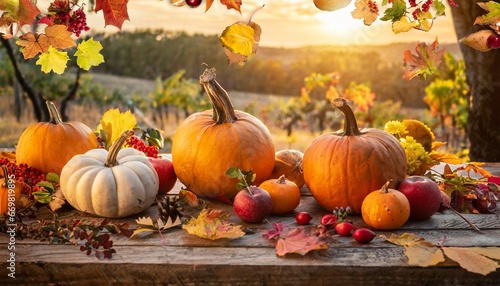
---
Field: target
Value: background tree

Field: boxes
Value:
[451,1,500,161]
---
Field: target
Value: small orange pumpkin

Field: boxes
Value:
[172,68,275,199]
[16,101,98,175]
[259,175,301,214]
[302,97,406,214]
[0,166,22,214]
[361,180,410,230]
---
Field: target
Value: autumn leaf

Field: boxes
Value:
[380,0,406,23]
[405,241,445,267]
[262,221,285,240]
[182,208,245,240]
[380,232,425,246]
[351,0,379,26]
[16,25,76,59]
[75,38,105,71]
[275,227,328,257]
[176,188,208,218]
[474,1,500,26]
[17,0,41,27]
[96,108,138,148]
[220,23,256,56]
[220,0,242,13]
[95,0,130,30]
[36,46,69,74]
[403,38,445,80]
[392,16,418,34]
[443,247,500,276]
[414,11,433,32]
[131,215,182,238]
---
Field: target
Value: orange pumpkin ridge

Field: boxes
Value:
[172,68,275,199]
[0,165,22,214]
[302,97,406,214]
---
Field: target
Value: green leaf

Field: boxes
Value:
[36,181,55,194]
[45,172,60,183]
[432,0,446,17]
[380,0,407,22]
[36,46,69,74]
[143,128,164,149]
[474,1,500,26]
[225,167,240,179]
[32,192,52,204]
[75,38,105,71]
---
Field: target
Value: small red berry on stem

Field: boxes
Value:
[295,212,313,225]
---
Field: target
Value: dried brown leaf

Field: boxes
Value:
[405,241,445,267]
[443,247,500,276]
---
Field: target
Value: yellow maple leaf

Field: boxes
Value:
[75,38,105,71]
[380,232,424,246]
[35,46,69,74]
[405,241,446,267]
[392,16,418,34]
[443,247,500,276]
[182,208,245,240]
[351,0,379,26]
[96,109,137,148]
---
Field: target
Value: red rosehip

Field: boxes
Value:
[295,212,313,225]
[320,213,338,227]
[335,221,357,236]
[353,228,376,244]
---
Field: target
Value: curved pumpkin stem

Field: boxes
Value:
[379,180,393,194]
[46,101,64,125]
[1,165,9,188]
[277,174,287,184]
[105,130,135,167]
[199,67,238,124]
[332,97,361,136]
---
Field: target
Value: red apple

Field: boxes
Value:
[233,186,273,223]
[148,156,177,194]
[398,176,442,220]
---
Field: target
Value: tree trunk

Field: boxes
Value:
[451,1,500,162]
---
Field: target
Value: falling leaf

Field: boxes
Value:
[443,247,500,276]
[17,0,41,27]
[95,0,130,30]
[17,25,76,59]
[474,1,500,26]
[220,22,256,57]
[75,38,105,71]
[96,108,137,148]
[220,0,242,13]
[379,0,406,23]
[351,0,379,26]
[275,228,328,257]
[36,46,69,74]
[262,221,285,240]
[459,29,495,52]
[405,241,446,267]
[392,16,418,34]
[414,11,433,32]
[403,38,445,80]
[182,208,245,240]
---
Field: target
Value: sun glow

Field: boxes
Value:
[314,5,366,36]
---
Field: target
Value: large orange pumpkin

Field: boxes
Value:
[16,101,98,175]
[172,68,275,199]
[302,97,406,214]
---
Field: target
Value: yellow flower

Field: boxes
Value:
[399,136,431,175]
[384,121,408,138]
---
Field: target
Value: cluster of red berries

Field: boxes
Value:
[0,158,45,187]
[125,136,159,158]
[42,6,90,37]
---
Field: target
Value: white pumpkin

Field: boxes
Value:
[60,130,159,218]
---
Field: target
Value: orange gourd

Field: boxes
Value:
[0,166,22,214]
[302,97,406,214]
[16,101,98,175]
[361,180,411,230]
[259,175,301,214]
[172,68,275,199]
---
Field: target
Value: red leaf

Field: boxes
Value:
[275,227,329,256]
[17,0,41,27]
[262,221,284,240]
[403,38,445,80]
[220,0,242,13]
[95,0,130,30]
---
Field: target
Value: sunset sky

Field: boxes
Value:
[86,0,459,48]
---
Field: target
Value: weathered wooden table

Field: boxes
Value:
[1,164,499,285]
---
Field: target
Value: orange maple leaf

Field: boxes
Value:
[17,25,76,59]
[220,0,242,13]
[95,0,130,30]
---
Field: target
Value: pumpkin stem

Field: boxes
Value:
[332,97,361,136]
[379,180,393,194]
[199,67,238,124]
[46,101,64,125]
[277,174,287,184]
[105,130,135,167]
[1,165,9,187]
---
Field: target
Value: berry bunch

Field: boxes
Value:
[40,3,90,37]
[0,158,45,188]
[125,136,159,158]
